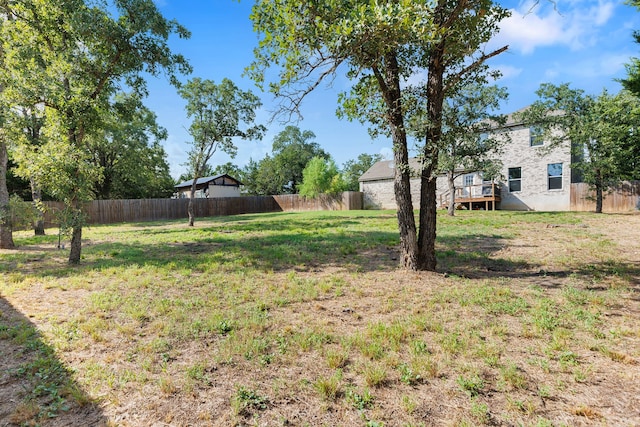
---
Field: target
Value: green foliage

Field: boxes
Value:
[5,158,32,201]
[86,93,174,199]
[1,0,192,262]
[314,370,343,401]
[436,84,508,178]
[232,386,269,415]
[620,0,640,96]
[179,77,264,183]
[342,153,382,191]
[178,77,264,225]
[2,194,38,231]
[243,126,329,195]
[212,162,246,182]
[2,321,76,422]
[398,363,422,385]
[346,387,374,410]
[248,0,511,271]
[415,83,508,215]
[299,156,345,198]
[457,374,485,397]
[12,121,101,205]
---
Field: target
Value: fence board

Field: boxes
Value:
[570,181,640,212]
[41,192,363,226]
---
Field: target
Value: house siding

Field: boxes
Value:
[499,125,571,211]
[208,185,241,198]
[361,178,422,209]
[361,176,450,210]
[359,116,574,212]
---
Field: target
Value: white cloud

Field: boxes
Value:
[379,147,393,161]
[495,1,617,54]
[498,9,564,54]
[542,52,630,82]
[594,2,615,26]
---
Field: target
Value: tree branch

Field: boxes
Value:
[441,0,469,30]
[444,45,508,94]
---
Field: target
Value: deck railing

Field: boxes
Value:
[439,183,501,209]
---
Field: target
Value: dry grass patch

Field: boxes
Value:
[1,210,639,426]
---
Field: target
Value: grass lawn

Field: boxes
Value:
[1,210,639,426]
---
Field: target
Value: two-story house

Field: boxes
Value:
[359,110,574,211]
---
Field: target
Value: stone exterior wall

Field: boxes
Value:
[498,125,571,211]
[361,179,421,209]
[361,176,451,210]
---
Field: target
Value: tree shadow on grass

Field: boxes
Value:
[436,229,640,294]
[6,212,639,297]
[82,228,403,273]
[436,232,537,278]
[0,297,106,426]
[7,222,533,279]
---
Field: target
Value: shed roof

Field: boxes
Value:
[175,173,243,189]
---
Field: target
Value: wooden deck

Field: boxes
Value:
[440,183,501,211]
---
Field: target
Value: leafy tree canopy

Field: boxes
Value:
[425,83,508,215]
[243,126,329,195]
[620,0,640,96]
[0,0,192,262]
[179,77,264,225]
[86,93,174,199]
[342,153,382,192]
[248,0,509,271]
[298,156,345,198]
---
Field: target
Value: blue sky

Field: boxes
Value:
[144,1,640,179]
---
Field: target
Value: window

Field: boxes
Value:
[463,174,474,187]
[547,163,563,190]
[508,167,521,192]
[530,126,544,146]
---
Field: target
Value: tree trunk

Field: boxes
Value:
[31,180,45,235]
[418,172,438,270]
[447,171,456,217]
[374,52,419,270]
[188,179,198,226]
[0,140,15,249]
[416,38,447,272]
[595,170,603,214]
[69,223,82,264]
[393,133,419,270]
[66,119,84,264]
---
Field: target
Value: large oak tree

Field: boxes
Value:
[0,0,191,263]
[248,0,509,271]
[179,77,264,226]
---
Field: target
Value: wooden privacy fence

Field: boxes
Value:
[42,192,363,226]
[570,181,640,212]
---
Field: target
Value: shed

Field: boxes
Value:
[174,174,243,198]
